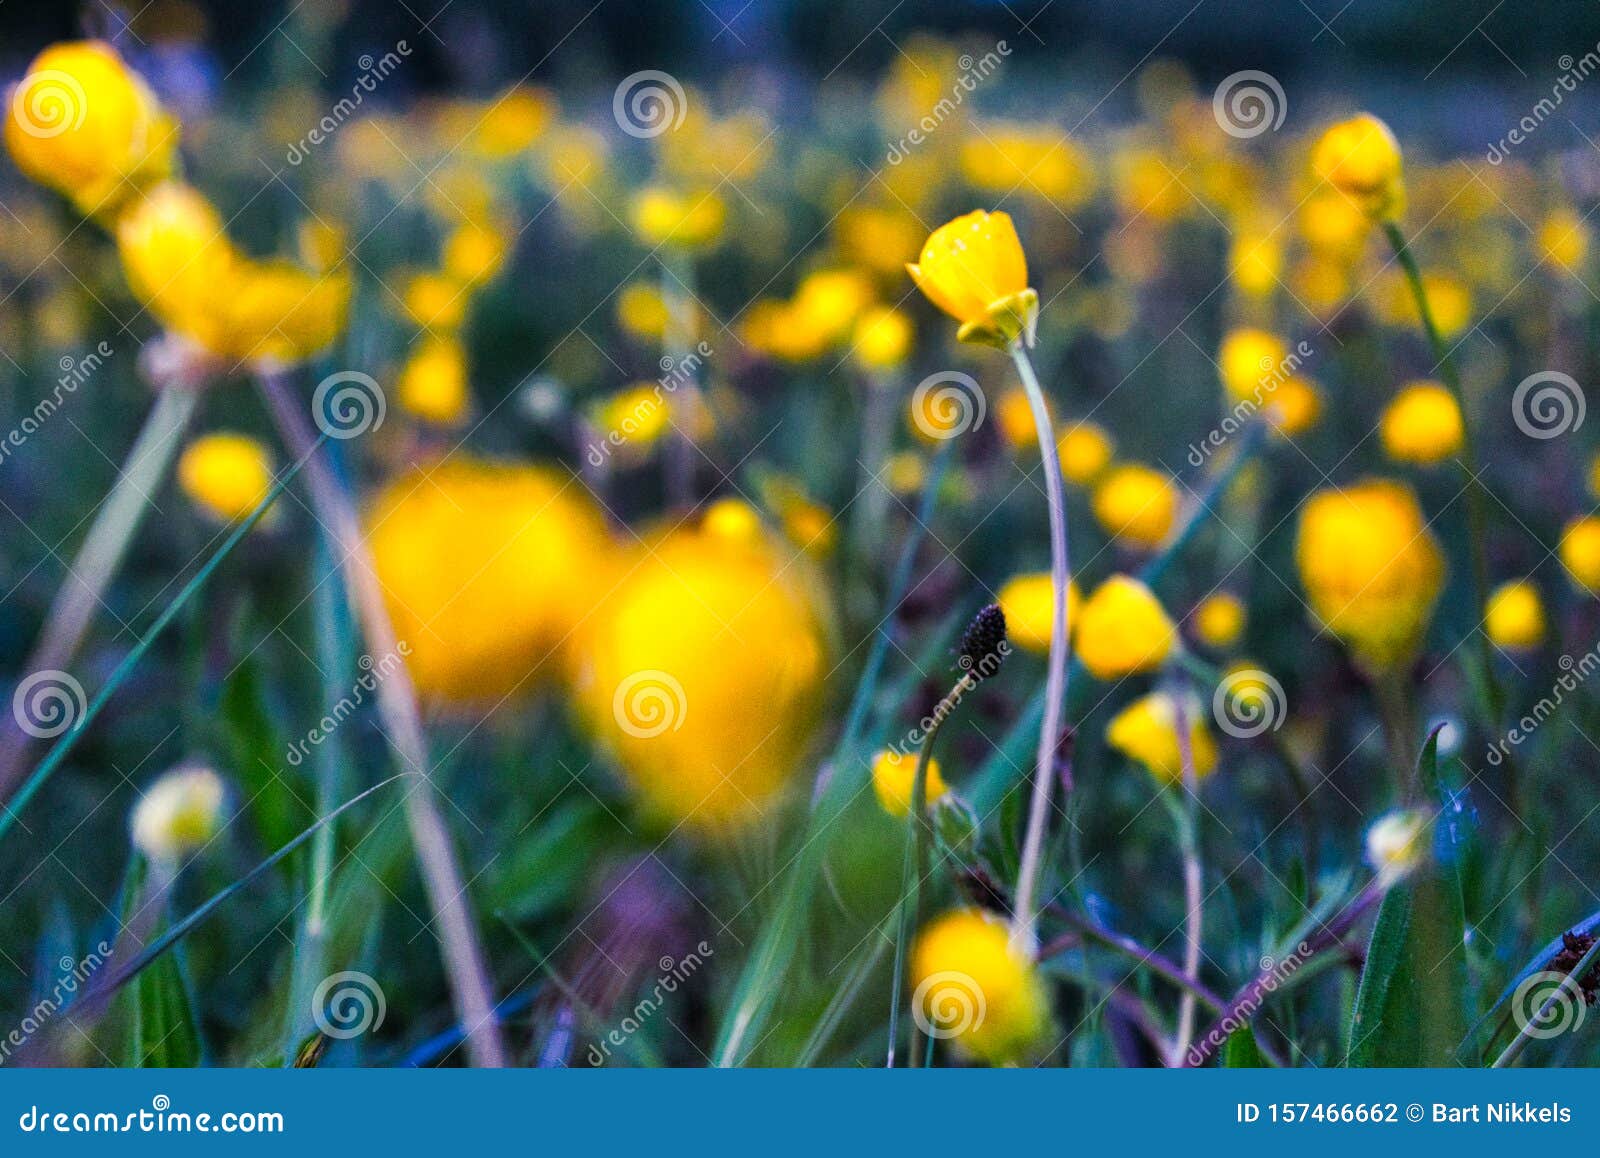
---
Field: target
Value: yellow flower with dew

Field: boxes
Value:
[5,40,178,219]
[1192,592,1246,650]
[1311,112,1405,222]
[907,209,1036,349]
[852,306,914,371]
[442,220,510,285]
[997,573,1082,655]
[1057,422,1113,485]
[1380,380,1462,466]
[910,908,1051,1065]
[398,335,470,427]
[1538,209,1590,275]
[1265,377,1322,438]
[1107,691,1218,785]
[1365,809,1428,884]
[177,433,276,524]
[401,270,469,331]
[1074,575,1176,680]
[576,506,830,832]
[871,749,948,819]
[367,457,615,705]
[1560,515,1600,593]
[131,764,225,865]
[1217,327,1289,404]
[631,186,726,249]
[1295,480,1445,671]
[1091,463,1177,549]
[1485,579,1545,651]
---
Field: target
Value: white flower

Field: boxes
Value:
[130,765,225,863]
[1365,809,1428,884]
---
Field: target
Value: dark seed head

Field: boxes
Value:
[958,603,1008,681]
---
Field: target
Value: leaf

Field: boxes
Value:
[124,943,202,1067]
[217,653,307,852]
[1223,1026,1267,1068]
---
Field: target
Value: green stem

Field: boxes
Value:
[1008,343,1072,956]
[1168,689,1204,1066]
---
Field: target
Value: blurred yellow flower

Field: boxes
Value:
[837,205,926,277]
[616,282,672,341]
[131,764,224,864]
[701,495,765,541]
[960,123,1096,210]
[852,306,913,371]
[398,335,470,426]
[1485,579,1545,650]
[1217,327,1289,404]
[1091,464,1177,549]
[1266,377,1323,437]
[1311,112,1405,222]
[631,187,726,249]
[1378,271,1471,338]
[1107,691,1217,785]
[995,387,1039,454]
[1366,809,1428,884]
[593,381,673,455]
[1380,381,1462,465]
[871,749,948,818]
[907,210,1035,348]
[791,268,874,347]
[911,908,1051,1065]
[1057,422,1114,485]
[1538,209,1590,275]
[466,86,554,158]
[1192,592,1245,649]
[1295,480,1444,670]
[178,433,275,524]
[401,271,469,331]
[576,508,830,832]
[368,458,614,704]
[1074,575,1176,680]
[997,572,1082,655]
[5,40,178,219]
[1229,230,1284,297]
[883,450,927,495]
[1299,192,1370,257]
[442,220,510,285]
[1559,515,1600,592]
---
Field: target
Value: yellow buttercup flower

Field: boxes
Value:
[1311,112,1405,222]
[959,123,1096,209]
[631,187,726,249]
[442,220,510,285]
[1295,480,1445,671]
[1380,381,1462,466]
[1091,464,1177,549]
[5,40,178,219]
[871,749,948,818]
[1538,209,1590,275]
[907,210,1036,349]
[1265,377,1322,437]
[1057,422,1114,485]
[131,764,225,864]
[995,387,1040,454]
[1378,270,1471,338]
[1485,579,1545,650]
[1107,691,1218,785]
[367,457,615,704]
[616,282,673,341]
[1229,230,1284,297]
[997,573,1082,654]
[592,381,672,455]
[701,496,765,542]
[852,306,914,371]
[790,268,875,347]
[1192,592,1245,649]
[398,335,470,426]
[576,507,830,832]
[1074,575,1176,680]
[401,271,469,330]
[1217,327,1289,404]
[221,260,351,365]
[1560,515,1600,592]
[1299,191,1370,257]
[911,908,1051,1065]
[466,86,554,159]
[177,433,276,524]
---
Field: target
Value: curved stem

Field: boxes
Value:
[1492,934,1600,1067]
[1007,344,1072,955]
[0,383,200,805]
[1168,690,1204,1066]
[256,371,507,1068]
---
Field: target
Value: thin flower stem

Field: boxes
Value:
[1008,343,1072,955]
[1168,689,1204,1067]
[0,383,200,805]
[256,370,507,1069]
[1382,222,1505,736]
[1492,934,1600,1068]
